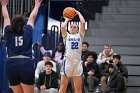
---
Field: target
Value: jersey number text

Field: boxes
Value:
[71,42,78,49]
[15,36,23,47]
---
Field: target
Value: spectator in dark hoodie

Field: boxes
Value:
[35,62,58,93]
[104,63,125,93]
[83,51,99,92]
[112,54,128,88]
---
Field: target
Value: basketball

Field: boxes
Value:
[63,7,76,19]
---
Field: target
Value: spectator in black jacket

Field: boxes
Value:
[112,54,128,88]
[83,51,99,92]
[104,63,125,93]
[35,62,58,93]
[82,41,90,62]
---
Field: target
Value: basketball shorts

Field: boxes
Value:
[6,58,35,86]
[60,58,83,77]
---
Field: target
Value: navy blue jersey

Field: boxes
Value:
[4,25,33,57]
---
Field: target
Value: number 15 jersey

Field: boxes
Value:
[64,32,84,61]
[4,25,33,58]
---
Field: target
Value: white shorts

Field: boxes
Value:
[60,58,83,77]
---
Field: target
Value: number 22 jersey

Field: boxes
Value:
[64,32,84,61]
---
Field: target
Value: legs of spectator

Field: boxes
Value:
[94,77,99,87]
[87,76,94,92]
[11,84,24,93]
[34,88,58,93]
[34,87,40,93]
[56,64,62,89]
[100,76,107,92]
[73,76,82,93]
[59,75,69,93]
[40,90,49,93]
[87,76,99,92]
[49,88,58,93]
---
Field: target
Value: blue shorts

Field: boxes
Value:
[6,58,35,86]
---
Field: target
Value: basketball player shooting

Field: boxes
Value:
[59,8,86,93]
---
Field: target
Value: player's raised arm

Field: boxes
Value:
[27,0,42,29]
[73,8,85,34]
[1,0,10,28]
[61,17,70,38]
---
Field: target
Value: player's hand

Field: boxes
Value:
[1,0,8,6]
[105,57,111,61]
[40,85,46,90]
[35,0,42,7]
[88,71,94,76]
[63,15,71,21]
[84,61,89,66]
[73,8,80,15]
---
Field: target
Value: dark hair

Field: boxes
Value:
[82,41,89,47]
[51,42,65,60]
[87,51,97,61]
[45,61,53,67]
[113,54,121,60]
[11,15,24,35]
[109,64,114,68]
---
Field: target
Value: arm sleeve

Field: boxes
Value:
[40,47,52,55]
[36,73,44,90]
[120,64,128,78]
[97,53,106,64]
[83,62,89,76]
[4,25,11,40]
[25,24,33,31]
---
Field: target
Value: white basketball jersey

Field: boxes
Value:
[64,32,84,61]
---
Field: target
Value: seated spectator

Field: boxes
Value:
[97,43,116,64]
[111,54,128,88]
[35,62,58,93]
[35,51,56,79]
[83,51,99,92]
[104,63,125,93]
[82,41,90,62]
[97,43,116,91]
[51,42,65,74]
[99,60,110,92]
